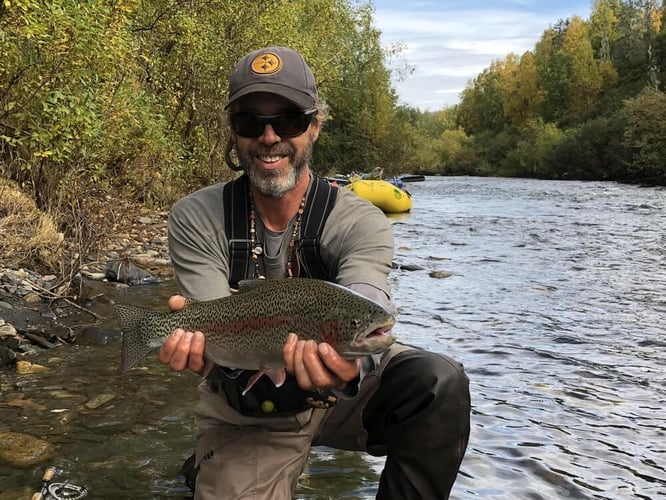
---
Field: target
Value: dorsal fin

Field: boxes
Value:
[237,279,270,293]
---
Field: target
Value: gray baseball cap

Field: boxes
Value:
[225,46,318,110]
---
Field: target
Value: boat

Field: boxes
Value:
[399,174,426,183]
[325,176,350,186]
[345,179,412,213]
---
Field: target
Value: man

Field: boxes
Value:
[159,46,470,499]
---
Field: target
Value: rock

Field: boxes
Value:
[0,300,14,310]
[23,292,42,304]
[0,345,16,366]
[105,258,161,286]
[392,262,425,271]
[0,431,55,467]
[83,393,116,410]
[429,270,453,279]
[15,360,49,373]
[82,271,107,281]
[0,323,17,337]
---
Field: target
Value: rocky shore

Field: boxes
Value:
[0,209,175,470]
[0,209,172,368]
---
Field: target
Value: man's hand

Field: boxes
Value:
[283,333,361,391]
[158,295,212,375]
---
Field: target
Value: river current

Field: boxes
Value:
[1,176,664,499]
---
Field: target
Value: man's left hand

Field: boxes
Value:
[283,333,361,391]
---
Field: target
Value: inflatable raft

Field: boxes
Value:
[346,179,412,213]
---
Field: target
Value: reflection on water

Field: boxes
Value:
[2,177,666,499]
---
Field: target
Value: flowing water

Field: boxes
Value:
[1,176,665,499]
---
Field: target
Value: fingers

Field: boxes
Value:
[168,295,188,312]
[283,334,360,391]
[318,343,361,383]
[158,329,207,373]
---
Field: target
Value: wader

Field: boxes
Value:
[184,175,471,499]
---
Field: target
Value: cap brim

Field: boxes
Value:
[225,83,315,110]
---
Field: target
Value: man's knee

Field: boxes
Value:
[383,348,470,405]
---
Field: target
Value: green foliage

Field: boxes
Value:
[0,0,181,207]
[504,119,565,178]
[448,1,665,184]
[1,0,664,238]
[622,87,666,182]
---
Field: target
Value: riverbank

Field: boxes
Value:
[0,205,172,368]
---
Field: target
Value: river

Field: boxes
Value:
[1,176,665,499]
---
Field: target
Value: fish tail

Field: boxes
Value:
[116,304,165,372]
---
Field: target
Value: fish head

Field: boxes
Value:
[322,298,396,359]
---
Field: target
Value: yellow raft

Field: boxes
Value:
[346,179,412,213]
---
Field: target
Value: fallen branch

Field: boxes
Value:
[20,331,59,349]
[22,278,104,320]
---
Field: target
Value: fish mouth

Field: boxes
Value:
[349,322,396,355]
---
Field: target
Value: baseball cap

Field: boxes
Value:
[225,46,318,110]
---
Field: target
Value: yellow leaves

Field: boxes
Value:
[33,150,53,158]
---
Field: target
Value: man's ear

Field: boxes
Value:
[310,120,321,142]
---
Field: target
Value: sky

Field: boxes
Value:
[373,0,593,111]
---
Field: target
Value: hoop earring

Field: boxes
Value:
[225,138,242,171]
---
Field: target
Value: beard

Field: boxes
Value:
[238,138,314,198]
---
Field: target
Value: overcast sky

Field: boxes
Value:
[373,0,593,111]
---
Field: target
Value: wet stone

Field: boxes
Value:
[0,345,16,366]
[84,393,116,410]
[0,431,55,467]
[0,323,17,336]
[429,270,453,279]
[15,360,49,373]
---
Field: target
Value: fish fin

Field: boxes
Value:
[240,368,287,396]
[116,304,163,372]
[266,368,286,388]
[241,370,265,396]
[237,279,270,293]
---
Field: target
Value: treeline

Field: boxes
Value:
[0,0,409,211]
[406,0,666,185]
[2,0,664,224]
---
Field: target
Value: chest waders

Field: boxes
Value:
[206,174,340,417]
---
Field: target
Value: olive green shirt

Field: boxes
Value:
[168,174,394,307]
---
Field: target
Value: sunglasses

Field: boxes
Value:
[230,109,317,138]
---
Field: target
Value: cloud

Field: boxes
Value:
[375,2,591,110]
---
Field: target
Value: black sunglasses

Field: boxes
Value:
[230,109,317,138]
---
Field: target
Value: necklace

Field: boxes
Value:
[249,190,306,279]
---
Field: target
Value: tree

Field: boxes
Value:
[622,87,666,182]
[499,51,543,127]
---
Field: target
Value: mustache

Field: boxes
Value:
[248,144,294,157]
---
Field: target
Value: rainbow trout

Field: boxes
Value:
[117,278,396,392]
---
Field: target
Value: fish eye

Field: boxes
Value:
[351,319,361,328]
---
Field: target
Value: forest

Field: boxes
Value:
[1,0,665,222]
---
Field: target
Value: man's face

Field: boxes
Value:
[231,93,320,198]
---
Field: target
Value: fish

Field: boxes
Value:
[116,278,396,393]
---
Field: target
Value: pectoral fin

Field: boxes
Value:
[241,368,287,396]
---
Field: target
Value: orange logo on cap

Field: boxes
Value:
[251,52,282,75]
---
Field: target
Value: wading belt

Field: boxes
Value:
[216,173,339,417]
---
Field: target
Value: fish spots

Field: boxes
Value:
[320,320,340,347]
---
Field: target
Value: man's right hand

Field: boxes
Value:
[158,295,211,374]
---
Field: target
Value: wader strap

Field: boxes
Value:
[297,175,338,280]
[223,174,338,286]
[223,175,251,289]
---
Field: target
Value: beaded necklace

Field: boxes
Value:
[248,190,306,279]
